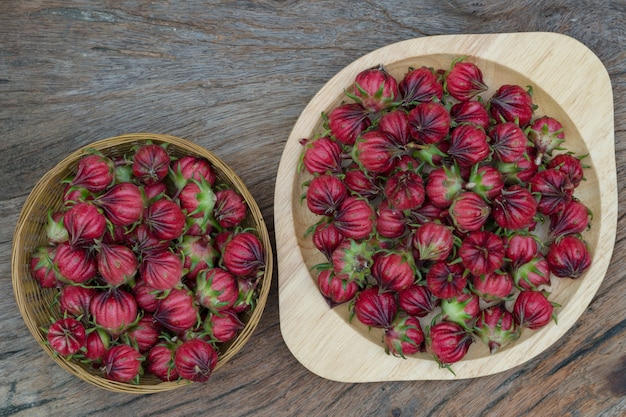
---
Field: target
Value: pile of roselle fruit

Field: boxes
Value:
[299,58,592,370]
[29,142,266,384]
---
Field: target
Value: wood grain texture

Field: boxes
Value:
[1,1,625,416]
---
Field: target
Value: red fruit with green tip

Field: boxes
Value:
[371,251,415,292]
[546,235,591,279]
[530,168,574,215]
[331,238,375,286]
[30,246,58,288]
[513,290,555,330]
[127,314,161,353]
[425,260,467,299]
[398,284,440,317]
[312,221,345,260]
[153,287,199,334]
[492,185,538,230]
[488,122,528,163]
[214,189,247,228]
[474,305,520,354]
[94,182,144,226]
[547,153,584,187]
[351,286,397,328]
[376,201,408,239]
[505,233,540,269]
[140,250,183,290]
[101,344,142,383]
[333,196,375,240]
[179,234,219,280]
[489,84,534,127]
[445,61,488,101]
[427,321,473,366]
[127,223,170,256]
[384,314,425,357]
[441,293,481,329]
[90,288,138,338]
[205,309,245,343]
[169,155,215,192]
[317,269,359,307]
[378,109,412,146]
[450,100,490,130]
[146,343,179,382]
[512,255,551,290]
[305,174,348,216]
[412,222,454,262]
[354,130,399,174]
[407,101,451,144]
[174,338,218,382]
[471,271,514,301]
[447,124,490,168]
[459,231,505,277]
[131,277,161,313]
[302,136,343,175]
[63,202,107,247]
[69,154,115,193]
[528,116,565,164]
[143,198,186,241]
[425,165,464,208]
[45,211,68,244]
[196,268,239,312]
[47,317,86,357]
[222,231,265,277]
[58,284,97,318]
[84,328,110,364]
[465,164,504,202]
[352,64,399,113]
[384,170,425,211]
[178,178,217,227]
[327,103,371,146]
[399,66,443,105]
[132,143,170,185]
[449,191,491,233]
[97,242,138,287]
[549,200,590,239]
[344,163,381,200]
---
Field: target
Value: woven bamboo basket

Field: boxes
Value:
[11,133,273,394]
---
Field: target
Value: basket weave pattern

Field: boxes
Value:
[12,133,273,394]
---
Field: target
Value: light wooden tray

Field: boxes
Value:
[274,33,617,381]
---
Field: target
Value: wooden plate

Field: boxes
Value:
[274,33,617,381]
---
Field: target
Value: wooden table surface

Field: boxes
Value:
[1,1,624,416]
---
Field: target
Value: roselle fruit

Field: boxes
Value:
[459,231,505,276]
[84,328,110,364]
[333,196,375,240]
[474,305,520,354]
[427,321,473,367]
[449,191,491,233]
[344,164,381,200]
[169,155,215,193]
[53,242,97,285]
[47,317,86,357]
[465,164,504,202]
[90,288,139,337]
[412,222,454,262]
[488,84,534,127]
[143,198,186,241]
[317,269,359,307]
[471,271,514,301]
[492,185,538,230]
[97,242,138,287]
[351,64,399,113]
[131,277,161,313]
[196,267,239,312]
[45,210,68,244]
[312,221,345,260]
[546,235,591,279]
[529,168,574,215]
[174,338,218,383]
[132,143,170,185]
[331,238,375,286]
[547,153,584,187]
[127,314,161,353]
[353,130,399,174]
[384,170,425,211]
[375,201,408,239]
[505,233,540,270]
[445,61,487,101]
[58,284,97,318]
[305,174,348,216]
[68,153,115,193]
[425,260,467,299]
[425,165,464,208]
[512,255,551,291]
[101,344,142,383]
[441,293,481,329]
[94,182,144,226]
[407,101,451,144]
[450,100,490,130]
[384,314,425,357]
[327,103,371,146]
[548,199,590,239]
[63,202,107,247]
[153,287,199,334]
[513,290,556,330]
[446,124,490,168]
[222,231,265,277]
[146,343,179,382]
[371,251,415,292]
[30,246,58,288]
[399,66,443,105]
[302,135,343,175]
[351,286,397,329]
[488,122,528,163]
[398,284,439,317]
[140,250,183,290]
[205,309,245,343]
[378,109,411,146]
[527,116,564,164]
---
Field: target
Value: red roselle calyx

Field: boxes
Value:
[317,269,359,307]
[351,286,397,328]
[546,235,591,279]
[302,136,343,175]
[132,143,171,185]
[384,314,425,358]
[398,284,440,317]
[305,174,348,216]
[63,202,107,247]
[488,84,534,127]
[371,251,415,292]
[412,222,454,262]
[222,231,266,277]
[68,154,115,193]
[90,288,138,338]
[174,338,218,383]
[93,182,144,226]
[459,231,505,277]
[445,61,488,101]
[449,191,491,233]
[427,321,473,367]
[101,344,142,383]
[47,317,86,357]
[399,66,443,105]
[513,290,556,330]
[475,305,520,354]
[351,65,399,113]
[327,103,371,146]
[407,101,451,144]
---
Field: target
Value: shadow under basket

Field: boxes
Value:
[11,133,273,394]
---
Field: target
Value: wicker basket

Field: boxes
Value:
[11,133,273,394]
